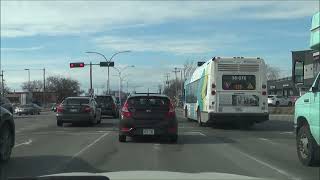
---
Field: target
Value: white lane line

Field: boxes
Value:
[153,144,161,150]
[258,138,277,145]
[183,132,206,136]
[237,150,299,180]
[279,131,294,135]
[14,139,32,148]
[72,132,109,159]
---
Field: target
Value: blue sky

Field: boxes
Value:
[1,1,319,93]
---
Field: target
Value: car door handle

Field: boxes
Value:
[304,99,309,102]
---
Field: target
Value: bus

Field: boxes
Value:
[184,57,269,127]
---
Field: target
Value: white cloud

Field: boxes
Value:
[1,1,318,37]
[93,33,246,54]
[1,46,44,52]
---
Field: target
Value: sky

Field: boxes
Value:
[1,1,319,93]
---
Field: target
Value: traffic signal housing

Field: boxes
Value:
[70,62,85,68]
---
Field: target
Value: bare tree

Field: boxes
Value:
[21,80,43,92]
[266,64,281,80]
[183,60,197,80]
[46,76,83,102]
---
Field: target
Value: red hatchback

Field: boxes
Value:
[119,93,178,143]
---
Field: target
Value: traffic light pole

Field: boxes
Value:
[90,62,93,91]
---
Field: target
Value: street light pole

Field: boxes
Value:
[113,65,134,109]
[86,50,131,94]
[24,69,31,91]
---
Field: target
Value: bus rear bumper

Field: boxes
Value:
[208,112,269,124]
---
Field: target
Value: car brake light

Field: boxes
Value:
[121,127,131,132]
[121,101,132,118]
[166,101,175,118]
[57,105,64,113]
[83,106,91,113]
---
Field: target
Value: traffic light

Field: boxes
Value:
[70,62,85,68]
[100,61,114,67]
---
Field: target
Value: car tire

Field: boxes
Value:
[197,109,204,127]
[297,124,320,166]
[0,123,14,161]
[57,121,63,127]
[169,135,178,143]
[288,102,293,107]
[18,113,21,116]
[119,135,126,142]
[275,101,280,107]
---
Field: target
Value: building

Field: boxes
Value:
[7,91,57,105]
[267,77,299,97]
[291,11,320,93]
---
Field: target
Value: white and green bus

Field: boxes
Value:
[184,57,269,127]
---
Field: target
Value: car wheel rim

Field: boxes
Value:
[0,125,12,159]
[298,132,309,159]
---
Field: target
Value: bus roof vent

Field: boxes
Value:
[239,64,260,72]
[218,64,239,71]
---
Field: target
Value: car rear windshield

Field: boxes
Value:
[64,98,89,105]
[222,75,256,90]
[128,96,170,107]
[95,96,113,104]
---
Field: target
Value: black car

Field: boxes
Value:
[56,97,102,127]
[0,97,13,114]
[95,95,119,118]
[119,93,178,143]
[0,107,15,161]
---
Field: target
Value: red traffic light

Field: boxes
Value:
[70,62,85,68]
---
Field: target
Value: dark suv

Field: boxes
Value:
[95,95,119,118]
[119,93,178,143]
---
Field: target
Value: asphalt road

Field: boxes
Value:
[0,111,319,180]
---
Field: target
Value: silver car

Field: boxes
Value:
[56,97,101,127]
[268,95,293,107]
[15,104,41,115]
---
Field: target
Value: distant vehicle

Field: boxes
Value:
[15,104,41,115]
[268,95,293,107]
[119,93,178,143]
[0,97,13,114]
[51,103,58,112]
[95,95,119,118]
[184,57,269,127]
[293,62,320,166]
[56,97,101,127]
[0,107,15,161]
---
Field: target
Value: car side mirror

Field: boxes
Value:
[312,86,318,93]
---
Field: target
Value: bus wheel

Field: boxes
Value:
[197,110,204,127]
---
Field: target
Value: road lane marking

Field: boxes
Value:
[237,150,299,180]
[72,132,109,159]
[14,139,32,148]
[279,131,294,135]
[182,132,206,136]
[258,138,277,145]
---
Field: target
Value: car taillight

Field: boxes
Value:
[57,105,64,113]
[121,101,132,118]
[166,101,175,118]
[83,106,91,113]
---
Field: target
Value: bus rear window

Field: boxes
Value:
[222,75,256,90]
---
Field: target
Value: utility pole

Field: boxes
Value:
[90,62,93,93]
[172,67,180,97]
[180,70,183,98]
[1,70,4,97]
[43,68,46,106]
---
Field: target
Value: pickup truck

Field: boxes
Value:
[293,63,320,166]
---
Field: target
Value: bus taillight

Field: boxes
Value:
[262,84,267,89]
[211,90,216,95]
[262,91,267,96]
[212,83,216,89]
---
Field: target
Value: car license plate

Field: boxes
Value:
[143,129,154,135]
[70,109,78,112]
